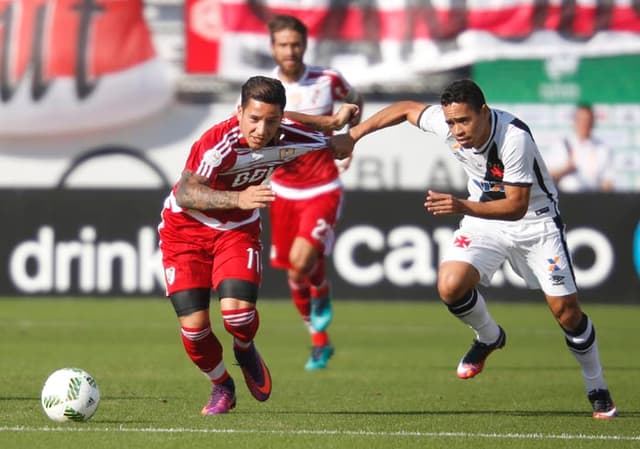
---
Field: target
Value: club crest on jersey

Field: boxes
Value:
[203,148,224,168]
[454,235,471,249]
[165,267,176,285]
[279,147,297,160]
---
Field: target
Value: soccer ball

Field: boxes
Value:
[41,368,100,422]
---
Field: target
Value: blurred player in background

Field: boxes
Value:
[330,79,617,419]
[546,103,614,192]
[158,76,356,415]
[267,14,364,371]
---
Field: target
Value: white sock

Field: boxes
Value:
[447,289,501,344]
[564,314,608,392]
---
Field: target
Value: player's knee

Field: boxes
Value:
[222,308,260,342]
[437,272,469,303]
[289,252,316,277]
[549,294,582,330]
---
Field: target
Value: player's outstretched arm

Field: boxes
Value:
[329,101,429,160]
[285,103,360,133]
[348,101,429,142]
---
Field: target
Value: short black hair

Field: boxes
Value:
[268,14,308,44]
[240,76,286,111]
[440,79,487,112]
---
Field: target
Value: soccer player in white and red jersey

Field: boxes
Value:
[330,79,617,419]
[267,14,364,370]
[158,76,356,415]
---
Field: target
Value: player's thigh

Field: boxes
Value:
[518,223,577,296]
[159,236,214,295]
[211,221,263,289]
[297,190,342,256]
[289,236,320,274]
[441,226,508,288]
[269,196,299,269]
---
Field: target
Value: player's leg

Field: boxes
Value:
[438,261,505,379]
[213,223,271,401]
[544,293,616,418]
[438,225,508,379]
[170,289,236,415]
[288,238,334,370]
[270,196,317,346]
[159,227,235,415]
[529,218,616,418]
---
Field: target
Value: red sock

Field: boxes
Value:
[308,260,327,289]
[180,326,229,383]
[222,307,259,347]
[288,279,310,321]
[312,331,330,346]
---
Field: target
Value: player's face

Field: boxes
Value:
[443,102,491,149]
[271,29,306,80]
[237,99,283,149]
[574,107,594,140]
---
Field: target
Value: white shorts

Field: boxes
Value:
[442,215,577,297]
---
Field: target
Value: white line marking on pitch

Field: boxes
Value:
[1,426,639,441]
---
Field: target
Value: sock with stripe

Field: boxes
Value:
[563,313,608,392]
[181,325,230,384]
[222,307,259,350]
[446,288,501,344]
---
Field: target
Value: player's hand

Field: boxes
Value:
[424,190,464,216]
[237,184,275,209]
[333,103,360,130]
[335,156,353,173]
[329,133,356,160]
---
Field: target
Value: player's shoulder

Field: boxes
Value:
[306,65,344,80]
[196,115,241,152]
[279,118,327,143]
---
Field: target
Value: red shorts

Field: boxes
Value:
[269,188,343,270]
[159,215,263,296]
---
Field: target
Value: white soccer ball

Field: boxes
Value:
[41,368,100,422]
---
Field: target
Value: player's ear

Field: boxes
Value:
[236,104,243,120]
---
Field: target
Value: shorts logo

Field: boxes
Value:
[454,235,471,249]
[547,256,561,272]
[550,274,565,286]
[165,267,176,285]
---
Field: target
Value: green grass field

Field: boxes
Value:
[0,298,638,449]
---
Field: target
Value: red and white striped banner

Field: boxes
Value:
[0,0,174,136]
[186,0,640,85]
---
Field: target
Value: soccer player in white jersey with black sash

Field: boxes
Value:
[330,79,617,419]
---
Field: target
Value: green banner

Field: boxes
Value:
[474,55,640,104]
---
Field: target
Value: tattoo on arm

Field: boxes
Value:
[175,170,240,211]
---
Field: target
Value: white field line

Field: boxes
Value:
[1,426,639,441]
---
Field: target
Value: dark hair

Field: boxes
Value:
[241,76,286,111]
[576,102,593,113]
[440,79,487,112]
[268,14,308,44]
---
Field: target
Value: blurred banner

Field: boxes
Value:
[0,0,174,136]
[1,189,638,303]
[185,0,640,86]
